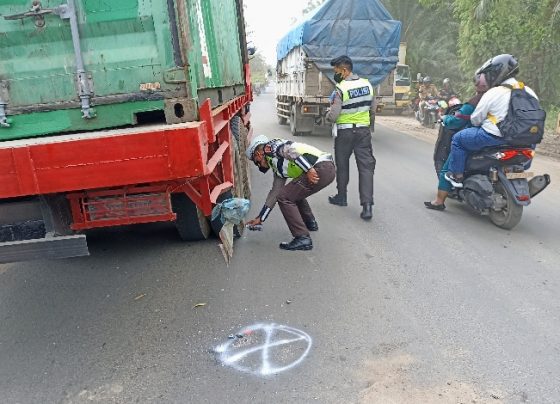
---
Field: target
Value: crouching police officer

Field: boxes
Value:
[245,135,335,251]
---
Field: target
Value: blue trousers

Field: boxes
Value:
[438,157,452,192]
[448,127,505,175]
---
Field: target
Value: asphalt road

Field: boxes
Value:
[1,90,559,404]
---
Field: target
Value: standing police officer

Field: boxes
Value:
[326,55,376,220]
[245,135,335,251]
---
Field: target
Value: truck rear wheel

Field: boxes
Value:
[171,194,211,241]
[290,104,311,136]
[290,104,299,136]
[277,115,288,125]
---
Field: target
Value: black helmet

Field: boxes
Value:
[476,54,519,87]
[422,76,432,84]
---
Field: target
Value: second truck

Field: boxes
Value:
[275,0,402,135]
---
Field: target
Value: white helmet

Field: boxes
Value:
[245,135,269,160]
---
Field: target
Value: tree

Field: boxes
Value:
[249,53,270,85]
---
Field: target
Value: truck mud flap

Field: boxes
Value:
[0,235,89,264]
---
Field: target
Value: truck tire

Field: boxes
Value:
[171,194,211,241]
[278,115,288,125]
[230,116,251,201]
[290,104,302,136]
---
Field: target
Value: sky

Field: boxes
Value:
[243,0,306,66]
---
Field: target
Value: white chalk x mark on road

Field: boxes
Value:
[215,323,312,376]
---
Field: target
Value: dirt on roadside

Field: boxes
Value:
[377,114,560,161]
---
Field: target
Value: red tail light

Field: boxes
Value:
[496,149,534,160]
[516,195,530,201]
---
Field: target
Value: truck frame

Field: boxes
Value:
[0,0,253,263]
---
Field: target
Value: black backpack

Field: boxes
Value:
[498,83,546,146]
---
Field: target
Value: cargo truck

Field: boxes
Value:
[275,0,401,135]
[0,0,253,263]
[377,43,411,115]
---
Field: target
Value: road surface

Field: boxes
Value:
[1,90,559,403]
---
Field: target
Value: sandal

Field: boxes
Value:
[424,201,446,211]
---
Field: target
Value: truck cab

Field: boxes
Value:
[377,63,411,115]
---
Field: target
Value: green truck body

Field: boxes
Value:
[0,0,248,140]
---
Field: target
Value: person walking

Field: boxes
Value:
[326,55,376,220]
[245,135,335,251]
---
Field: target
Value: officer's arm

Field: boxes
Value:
[326,90,343,123]
[258,176,287,222]
[370,96,376,131]
[279,143,315,173]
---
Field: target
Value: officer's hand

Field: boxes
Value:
[306,168,319,184]
[246,217,262,226]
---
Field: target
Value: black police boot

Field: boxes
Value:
[279,236,313,251]
[304,219,318,231]
[328,194,347,206]
[360,204,373,221]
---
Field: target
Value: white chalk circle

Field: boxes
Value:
[215,323,312,376]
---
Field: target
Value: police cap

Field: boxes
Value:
[330,55,353,71]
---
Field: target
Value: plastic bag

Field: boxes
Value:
[211,198,251,226]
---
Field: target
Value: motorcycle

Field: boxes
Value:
[416,96,440,128]
[434,135,550,229]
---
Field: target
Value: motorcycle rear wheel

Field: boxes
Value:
[489,181,523,230]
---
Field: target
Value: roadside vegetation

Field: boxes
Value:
[304,0,560,131]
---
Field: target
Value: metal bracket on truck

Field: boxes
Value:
[4,0,95,119]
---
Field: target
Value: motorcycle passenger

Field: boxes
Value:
[444,54,539,188]
[424,73,489,210]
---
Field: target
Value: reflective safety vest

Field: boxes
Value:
[336,78,374,125]
[265,142,328,179]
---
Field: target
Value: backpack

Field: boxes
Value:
[498,83,546,146]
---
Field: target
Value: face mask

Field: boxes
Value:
[334,73,344,83]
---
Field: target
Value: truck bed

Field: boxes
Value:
[0,122,209,199]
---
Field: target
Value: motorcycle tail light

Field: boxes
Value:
[495,149,534,160]
[516,195,530,201]
[495,150,518,160]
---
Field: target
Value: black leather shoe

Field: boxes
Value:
[360,204,373,220]
[328,194,347,206]
[305,219,318,231]
[279,236,313,251]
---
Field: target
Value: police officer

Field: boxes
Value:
[245,135,335,251]
[326,55,376,220]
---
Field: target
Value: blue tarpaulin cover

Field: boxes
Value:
[276,0,401,85]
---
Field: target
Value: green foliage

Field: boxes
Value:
[384,0,559,108]
[383,0,461,91]
[249,53,270,84]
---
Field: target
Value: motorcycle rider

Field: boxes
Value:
[439,78,456,101]
[418,76,439,120]
[445,54,539,188]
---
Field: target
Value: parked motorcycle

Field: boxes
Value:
[445,145,550,229]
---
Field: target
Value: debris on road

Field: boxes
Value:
[193,303,207,309]
[134,294,146,301]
